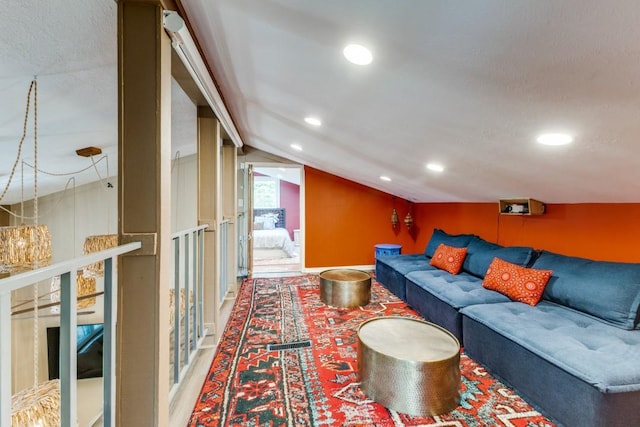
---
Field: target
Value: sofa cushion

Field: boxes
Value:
[482,257,552,306]
[430,243,467,274]
[375,254,435,302]
[461,301,640,393]
[462,236,534,278]
[533,251,640,330]
[376,254,435,275]
[424,228,476,258]
[405,269,511,309]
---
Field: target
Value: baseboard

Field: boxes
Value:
[302,264,375,274]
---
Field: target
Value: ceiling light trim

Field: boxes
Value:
[426,163,445,172]
[343,44,373,65]
[304,117,322,126]
[536,133,573,146]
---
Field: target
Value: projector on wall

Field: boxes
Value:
[505,204,525,213]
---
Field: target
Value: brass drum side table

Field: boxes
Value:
[357,316,460,416]
[319,269,371,308]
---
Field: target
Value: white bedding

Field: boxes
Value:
[253,228,297,257]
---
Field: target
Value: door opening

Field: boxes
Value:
[250,165,302,275]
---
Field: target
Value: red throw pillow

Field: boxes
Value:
[430,243,468,275]
[483,257,552,306]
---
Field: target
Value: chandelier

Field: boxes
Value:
[3,79,58,427]
[0,225,52,274]
[11,379,61,426]
[83,234,118,277]
[49,272,97,311]
[0,79,52,274]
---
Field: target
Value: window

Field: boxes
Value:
[253,176,279,209]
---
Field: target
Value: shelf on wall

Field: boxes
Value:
[499,198,545,215]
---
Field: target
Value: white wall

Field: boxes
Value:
[171,153,198,233]
[10,177,117,263]
[9,177,117,392]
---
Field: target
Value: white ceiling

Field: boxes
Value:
[1,1,119,205]
[3,1,640,206]
[0,0,197,205]
[255,166,301,186]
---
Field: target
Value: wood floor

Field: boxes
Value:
[168,297,234,426]
[167,247,302,423]
[168,273,304,425]
[166,274,316,426]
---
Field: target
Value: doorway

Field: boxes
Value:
[250,165,302,275]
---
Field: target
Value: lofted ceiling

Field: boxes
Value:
[181,0,640,203]
[3,1,640,206]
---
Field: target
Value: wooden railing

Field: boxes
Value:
[169,224,208,400]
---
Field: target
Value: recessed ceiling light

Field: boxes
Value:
[426,163,444,172]
[537,133,573,146]
[380,175,391,182]
[304,117,322,126]
[343,44,373,65]
[290,144,302,151]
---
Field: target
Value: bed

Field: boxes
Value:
[253,208,297,258]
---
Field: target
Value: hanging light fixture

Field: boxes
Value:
[391,208,399,228]
[403,199,415,230]
[0,225,52,273]
[5,79,59,427]
[49,272,97,311]
[404,212,414,230]
[83,234,118,277]
[0,79,52,274]
[47,153,111,311]
[80,145,117,278]
[11,379,61,426]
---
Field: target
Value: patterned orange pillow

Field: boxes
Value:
[482,257,553,306]
[429,243,468,275]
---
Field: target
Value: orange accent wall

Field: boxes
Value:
[305,167,417,267]
[305,166,640,265]
[413,202,640,262]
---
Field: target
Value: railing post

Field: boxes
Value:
[191,230,198,350]
[183,233,190,365]
[0,292,11,427]
[103,257,116,427]
[60,271,78,427]
[221,223,226,305]
[198,228,205,338]
[173,237,180,385]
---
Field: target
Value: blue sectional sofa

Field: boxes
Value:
[375,229,640,427]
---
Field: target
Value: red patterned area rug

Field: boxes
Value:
[188,275,556,427]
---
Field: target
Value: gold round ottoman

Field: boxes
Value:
[319,269,371,308]
[357,316,460,416]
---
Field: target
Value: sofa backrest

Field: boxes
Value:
[424,229,476,258]
[533,250,640,330]
[462,237,534,278]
